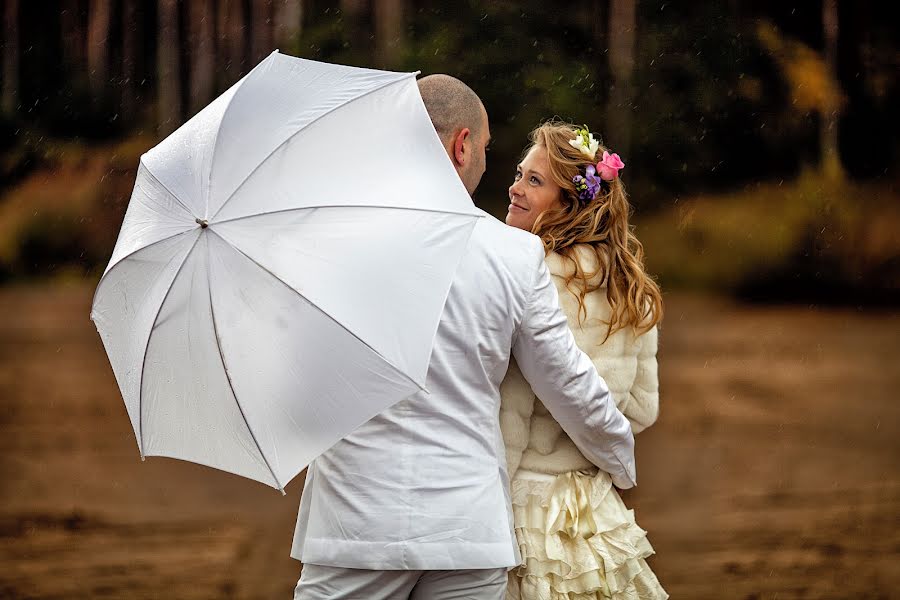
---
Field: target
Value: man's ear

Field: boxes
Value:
[453,128,471,167]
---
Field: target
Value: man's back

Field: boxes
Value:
[291,212,538,570]
[292,210,636,571]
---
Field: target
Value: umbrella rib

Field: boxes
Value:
[91,227,198,311]
[210,204,484,226]
[208,229,426,393]
[207,74,414,222]
[206,252,285,495]
[136,231,204,458]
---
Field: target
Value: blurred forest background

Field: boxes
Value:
[1,2,899,599]
[0,0,897,301]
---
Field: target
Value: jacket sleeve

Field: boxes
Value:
[511,244,636,489]
[498,359,535,478]
[624,325,660,434]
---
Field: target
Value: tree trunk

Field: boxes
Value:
[157,0,181,135]
[821,0,842,178]
[217,0,229,68]
[591,0,606,53]
[606,0,637,158]
[120,0,139,121]
[374,0,403,69]
[61,0,86,79]
[341,0,368,56]
[274,0,303,52]
[250,0,274,64]
[190,0,216,114]
[219,0,247,85]
[87,0,112,100]
[2,0,19,115]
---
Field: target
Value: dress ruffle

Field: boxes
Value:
[507,470,667,600]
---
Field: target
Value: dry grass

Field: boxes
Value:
[635,170,900,297]
[0,136,153,281]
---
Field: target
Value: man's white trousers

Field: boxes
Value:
[293,564,507,600]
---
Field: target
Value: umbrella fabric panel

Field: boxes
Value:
[213,73,472,224]
[214,207,478,386]
[207,52,412,221]
[141,234,277,488]
[139,78,243,222]
[205,231,422,486]
[91,230,202,445]
[102,164,199,278]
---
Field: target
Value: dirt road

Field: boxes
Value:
[1,285,897,599]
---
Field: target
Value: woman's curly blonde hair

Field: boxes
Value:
[526,120,663,338]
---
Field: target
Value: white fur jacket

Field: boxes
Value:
[499,244,660,477]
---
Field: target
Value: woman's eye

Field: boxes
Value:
[530,176,540,185]
[515,171,522,180]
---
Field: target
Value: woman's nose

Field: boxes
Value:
[509,181,521,196]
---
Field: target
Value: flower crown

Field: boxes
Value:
[568,126,625,202]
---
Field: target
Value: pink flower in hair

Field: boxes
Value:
[597,151,625,181]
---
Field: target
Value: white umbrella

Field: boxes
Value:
[91,52,482,493]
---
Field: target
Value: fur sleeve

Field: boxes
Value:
[625,325,660,434]
[499,358,536,478]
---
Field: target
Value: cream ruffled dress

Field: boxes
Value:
[499,246,667,600]
[506,468,666,599]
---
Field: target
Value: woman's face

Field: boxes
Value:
[506,145,563,232]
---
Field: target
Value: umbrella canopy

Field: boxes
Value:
[91,52,482,492]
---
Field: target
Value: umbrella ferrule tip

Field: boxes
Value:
[195,218,209,229]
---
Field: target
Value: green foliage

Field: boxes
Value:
[628,4,815,203]
[298,2,609,213]
[296,1,849,212]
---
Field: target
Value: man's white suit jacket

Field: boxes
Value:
[291,209,636,571]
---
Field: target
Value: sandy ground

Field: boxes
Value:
[1,284,898,599]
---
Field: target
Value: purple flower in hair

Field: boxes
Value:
[572,164,603,202]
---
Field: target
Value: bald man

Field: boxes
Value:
[291,75,636,600]
[416,74,490,195]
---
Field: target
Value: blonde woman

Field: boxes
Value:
[500,121,667,599]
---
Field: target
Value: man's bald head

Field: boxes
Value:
[417,74,490,195]
[418,74,485,146]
